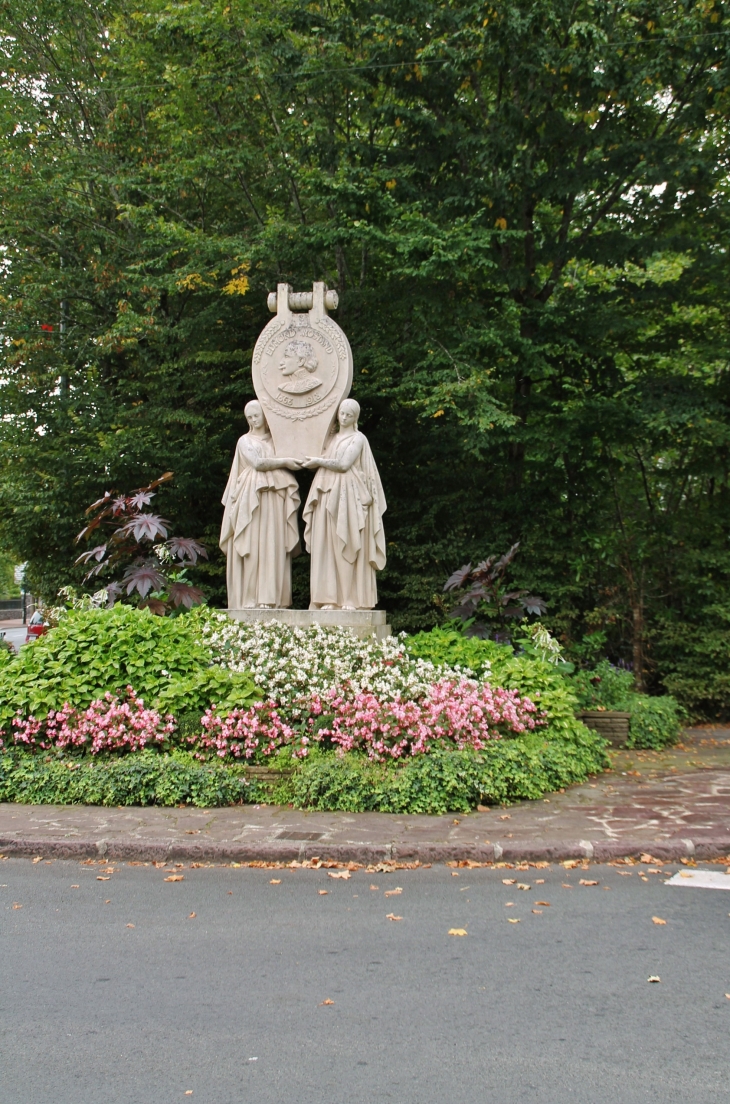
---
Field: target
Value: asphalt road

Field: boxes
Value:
[1,858,729,1104]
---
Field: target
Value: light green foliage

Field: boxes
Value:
[407,627,511,677]
[0,605,212,726]
[154,667,261,719]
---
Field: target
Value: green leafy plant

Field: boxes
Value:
[153,667,261,720]
[625,697,682,750]
[570,660,636,711]
[0,605,213,727]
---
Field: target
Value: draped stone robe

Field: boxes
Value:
[303,430,386,610]
[219,433,300,608]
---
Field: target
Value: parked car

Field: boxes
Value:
[25,611,48,643]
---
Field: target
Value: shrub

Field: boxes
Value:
[0,749,267,807]
[278,725,609,815]
[570,660,635,710]
[625,696,682,750]
[0,605,212,727]
[153,667,260,719]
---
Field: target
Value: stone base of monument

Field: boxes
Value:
[226,608,392,640]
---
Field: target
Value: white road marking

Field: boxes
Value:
[666,870,730,890]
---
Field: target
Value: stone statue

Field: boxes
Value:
[302,399,387,610]
[220,400,301,609]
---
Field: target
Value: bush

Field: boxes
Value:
[625,696,682,750]
[153,666,260,719]
[0,749,268,807]
[277,726,609,815]
[0,605,212,727]
[570,660,635,710]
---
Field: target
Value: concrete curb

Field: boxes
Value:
[2,835,730,865]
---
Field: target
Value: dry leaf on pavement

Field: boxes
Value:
[269,879,281,884]
[71,885,79,889]
[369,885,379,890]
[12,902,22,909]
[499,814,511,820]
[328,871,351,880]
[535,901,551,906]
[320,999,334,1006]
[126,923,135,928]
[508,918,521,924]
[318,890,328,895]
[652,917,667,925]
[384,887,402,897]
[164,875,184,882]
[386,913,403,921]
[97,876,110,881]
[502,879,516,885]
[188,912,196,919]
[579,879,599,886]
[532,909,543,914]
[32,856,42,864]
[517,883,531,891]
[680,871,694,878]
[647,976,661,983]
[561,883,573,888]
[448,928,468,936]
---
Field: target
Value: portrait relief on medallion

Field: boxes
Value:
[278,338,322,394]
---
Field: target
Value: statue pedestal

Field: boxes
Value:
[226,608,392,640]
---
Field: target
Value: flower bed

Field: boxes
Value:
[0,608,609,812]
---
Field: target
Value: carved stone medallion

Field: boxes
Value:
[251,282,353,460]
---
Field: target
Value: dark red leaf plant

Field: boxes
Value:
[75,472,208,615]
[443,542,547,639]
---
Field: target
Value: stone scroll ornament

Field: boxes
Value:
[251,282,353,461]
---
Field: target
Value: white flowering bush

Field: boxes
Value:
[191,609,481,711]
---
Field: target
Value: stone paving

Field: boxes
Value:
[1,728,729,864]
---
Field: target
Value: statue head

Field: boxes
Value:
[338,398,360,429]
[245,399,267,432]
[280,339,319,378]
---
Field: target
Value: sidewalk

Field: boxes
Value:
[1,728,730,865]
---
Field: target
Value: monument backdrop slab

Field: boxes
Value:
[226,608,392,640]
[251,282,353,462]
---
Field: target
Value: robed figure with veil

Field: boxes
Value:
[220,400,301,608]
[302,399,387,610]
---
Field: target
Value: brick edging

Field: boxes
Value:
[2,835,729,864]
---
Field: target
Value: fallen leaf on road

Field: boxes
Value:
[502,879,516,885]
[318,890,328,895]
[185,1092,193,1096]
[535,901,551,907]
[561,883,573,888]
[680,872,694,878]
[12,902,22,909]
[448,928,467,936]
[505,902,514,906]
[320,999,334,1005]
[652,917,667,925]
[269,879,281,884]
[647,975,661,983]
[451,872,459,877]
[508,918,520,924]
[164,875,184,882]
[188,912,196,919]
[104,899,110,904]
[535,879,545,884]
[369,885,379,891]
[725,994,730,999]
[517,883,530,891]
[384,887,402,897]
[618,871,633,876]
[386,913,403,921]
[499,814,511,820]
[579,879,599,886]
[532,909,543,915]
[126,923,135,928]
[153,861,167,868]
[328,871,351,880]
[32,856,42,864]
[563,860,579,869]
[477,805,489,812]
[71,885,79,889]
